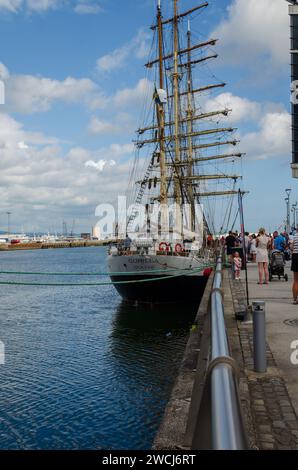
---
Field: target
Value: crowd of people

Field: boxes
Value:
[224,230,291,262]
[223,228,298,304]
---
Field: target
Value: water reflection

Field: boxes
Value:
[0,248,200,450]
[112,300,197,336]
[108,301,198,448]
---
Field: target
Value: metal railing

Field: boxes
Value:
[210,255,248,449]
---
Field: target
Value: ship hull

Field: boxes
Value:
[110,273,208,303]
[108,254,210,304]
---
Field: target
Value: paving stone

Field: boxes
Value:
[259,434,274,443]
[228,273,298,451]
[268,406,281,412]
[258,425,271,433]
[255,403,267,409]
[250,389,263,395]
[255,418,270,425]
[260,442,274,450]
[281,404,293,410]
[275,434,293,446]
[264,392,278,398]
[283,414,297,422]
[273,421,286,429]
[280,400,291,406]
[253,400,265,406]
[281,408,294,416]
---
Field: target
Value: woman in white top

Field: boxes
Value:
[256,228,271,284]
[250,234,257,263]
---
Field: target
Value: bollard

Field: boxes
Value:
[252,301,267,373]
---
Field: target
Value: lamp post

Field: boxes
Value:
[285,198,289,231]
[292,202,298,230]
[285,189,292,233]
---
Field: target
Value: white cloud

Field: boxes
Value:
[88,112,136,135]
[88,77,152,112]
[17,141,29,149]
[205,92,261,123]
[98,143,134,159]
[85,160,108,172]
[0,112,135,230]
[0,112,58,148]
[1,66,105,113]
[0,62,10,80]
[96,30,150,73]
[203,92,291,161]
[74,1,103,15]
[241,112,291,160]
[88,117,118,135]
[0,0,22,12]
[26,0,59,12]
[112,78,152,108]
[0,0,103,14]
[85,159,116,172]
[0,0,62,13]
[213,0,289,67]
[1,62,151,116]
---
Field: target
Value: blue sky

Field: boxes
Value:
[0,0,295,234]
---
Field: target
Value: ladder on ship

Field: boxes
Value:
[126,156,156,233]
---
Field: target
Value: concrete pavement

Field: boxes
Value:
[246,261,298,416]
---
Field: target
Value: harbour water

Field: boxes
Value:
[0,247,198,450]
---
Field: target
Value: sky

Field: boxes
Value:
[0,0,296,234]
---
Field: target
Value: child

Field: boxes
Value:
[233,252,242,280]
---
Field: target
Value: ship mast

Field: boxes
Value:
[131,1,247,235]
[173,0,182,206]
[156,0,167,207]
[108,0,248,304]
[186,21,195,231]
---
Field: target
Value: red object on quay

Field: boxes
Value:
[203,267,213,277]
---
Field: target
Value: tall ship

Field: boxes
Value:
[107,0,244,303]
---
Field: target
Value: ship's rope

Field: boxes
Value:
[0,267,188,276]
[231,208,240,232]
[0,264,215,286]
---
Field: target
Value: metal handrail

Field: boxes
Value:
[210,256,248,450]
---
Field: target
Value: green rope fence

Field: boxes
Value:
[0,268,177,276]
[0,264,215,286]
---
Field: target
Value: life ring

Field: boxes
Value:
[175,243,184,253]
[159,242,170,252]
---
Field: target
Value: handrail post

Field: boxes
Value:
[252,301,267,373]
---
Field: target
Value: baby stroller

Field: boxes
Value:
[269,250,288,282]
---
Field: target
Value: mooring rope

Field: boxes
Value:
[0,264,215,286]
[0,263,214,277]
[0,268,177,276]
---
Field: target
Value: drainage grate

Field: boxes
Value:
[284,319,298,327]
